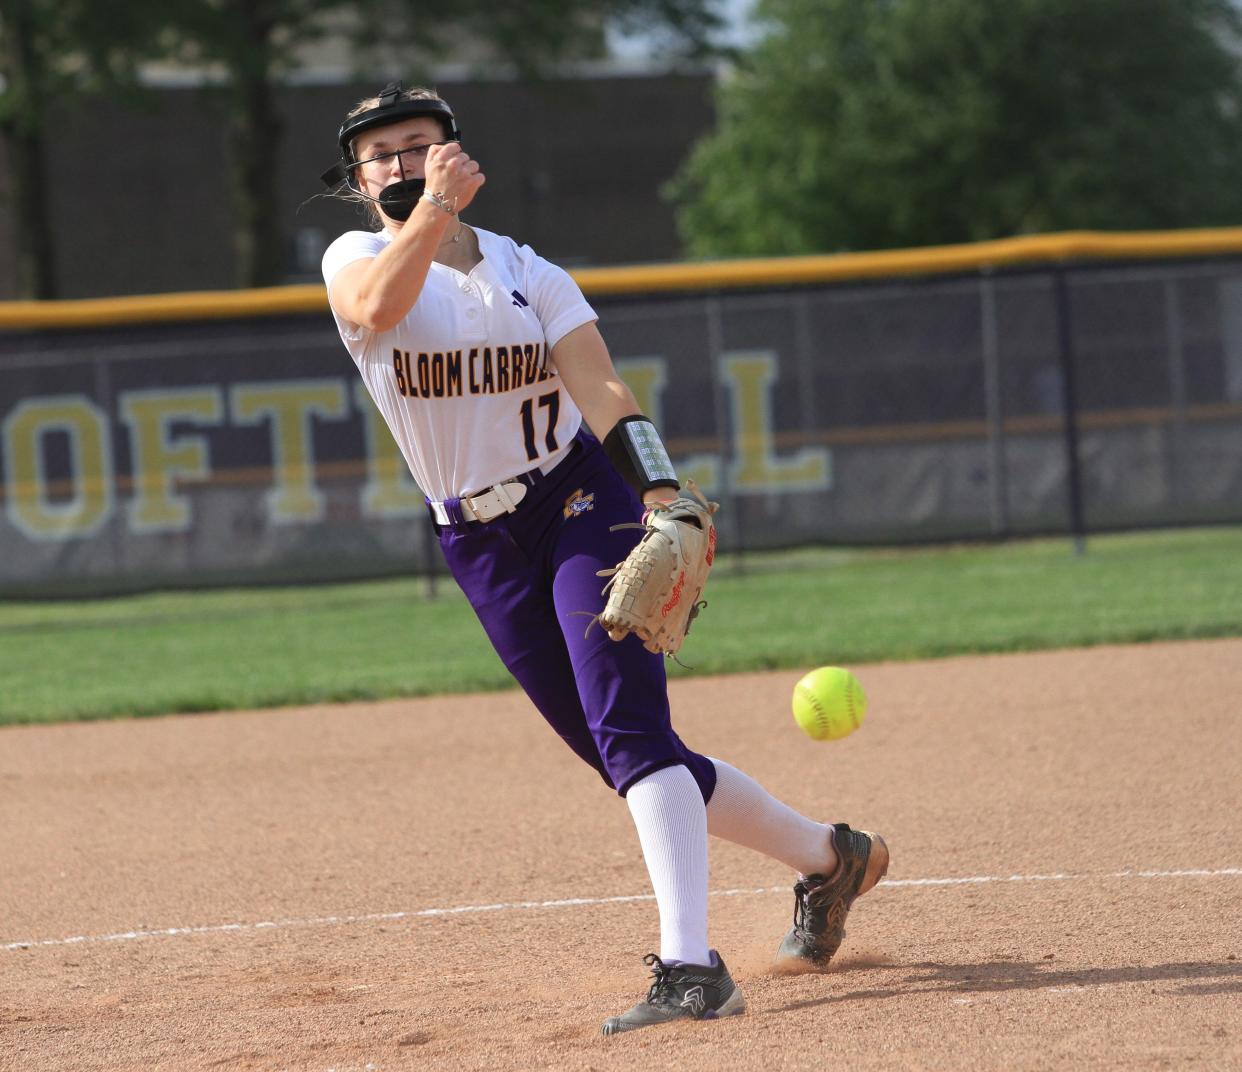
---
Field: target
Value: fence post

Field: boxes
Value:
[980,271,1010,537]
[1052,268,1087,555]
[420,515,439,600]
[1164,276,1188,512]
[706,295,744,573]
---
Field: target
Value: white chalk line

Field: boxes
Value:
[4,866,1239,954]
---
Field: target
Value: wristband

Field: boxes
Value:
[603,416,680,496]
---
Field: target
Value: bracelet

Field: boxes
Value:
[421,190,456,215]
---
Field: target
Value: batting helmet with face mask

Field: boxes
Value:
[320,81,461,221]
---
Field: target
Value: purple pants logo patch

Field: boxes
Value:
[562,488,595,519]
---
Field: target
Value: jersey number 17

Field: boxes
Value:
[519,390,560,461]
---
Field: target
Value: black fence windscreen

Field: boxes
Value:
[2,259,1241,595]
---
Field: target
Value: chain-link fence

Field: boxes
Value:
[2,235,1240,595]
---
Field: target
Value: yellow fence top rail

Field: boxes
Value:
[5,227,1242,331]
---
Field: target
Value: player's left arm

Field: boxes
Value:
[552,323,675,506]
[554,323,718,655]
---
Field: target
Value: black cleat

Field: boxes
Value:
[776,823,889,970]
[601,952,746,1035]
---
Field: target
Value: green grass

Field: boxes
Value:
[2,526,1240,725]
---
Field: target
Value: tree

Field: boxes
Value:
[1,0,723,297]
[354,0,724,77]
[667,0,1242,257]
[0,0,167,298]
[156,0,349,291]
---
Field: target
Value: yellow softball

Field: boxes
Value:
[792,666,867,741]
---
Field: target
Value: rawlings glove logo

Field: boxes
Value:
[586,479,720,658]
[661,571,686,616]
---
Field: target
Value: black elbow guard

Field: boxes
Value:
[603,416,680,497]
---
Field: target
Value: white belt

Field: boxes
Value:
[429,480,529,525]
[430,443,576,526]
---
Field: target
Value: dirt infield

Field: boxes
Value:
[2,639,1240,1071]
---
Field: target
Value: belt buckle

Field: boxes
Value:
[460,491,490,523]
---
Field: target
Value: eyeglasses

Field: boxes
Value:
[350,141,449,172]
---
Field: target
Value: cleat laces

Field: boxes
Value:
[642,953,680,1007]
[790,878,820,943]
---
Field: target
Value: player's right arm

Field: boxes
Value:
[327,201,451,331]
[328,143,484,332]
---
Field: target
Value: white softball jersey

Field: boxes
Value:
[322,225,595,502]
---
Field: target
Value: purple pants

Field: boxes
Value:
[432,432,717,801]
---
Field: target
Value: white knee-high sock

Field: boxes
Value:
[705,758,836,877]
[625,765,711,966]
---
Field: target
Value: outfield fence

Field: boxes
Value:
[2,229,1241,595]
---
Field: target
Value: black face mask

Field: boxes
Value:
[377,178,426,222]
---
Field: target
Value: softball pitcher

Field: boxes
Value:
[320,83,889,1035]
